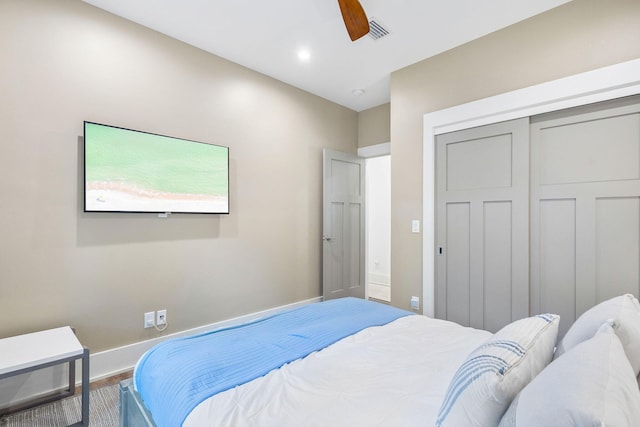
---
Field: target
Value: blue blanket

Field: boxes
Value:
[134,297,413,426]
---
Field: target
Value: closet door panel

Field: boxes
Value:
[483,201,513,333]
[445,202,471,327]
[531,97,640,337]
[538,199,577,338]
[436,118,529,332]
[538,113,640,184]
[446,134,512,191]
[596,197,640,300]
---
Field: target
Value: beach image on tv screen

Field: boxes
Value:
[84,122,229,213]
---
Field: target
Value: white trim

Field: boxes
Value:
[422,58,640,318]
[85,297,322,382]
[358,142,390,158]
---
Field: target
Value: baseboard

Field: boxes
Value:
[86,296,322,382]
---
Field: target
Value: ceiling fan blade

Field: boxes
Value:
[337,0,370,41]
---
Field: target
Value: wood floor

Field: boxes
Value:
[75,370,132,395]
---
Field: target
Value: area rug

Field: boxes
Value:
[0,383,119,427]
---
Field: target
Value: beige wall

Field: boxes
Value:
[390,0,640,310]
[0,0,357,352]
[358,103,390,147]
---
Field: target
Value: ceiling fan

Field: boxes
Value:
[337,0,370,41]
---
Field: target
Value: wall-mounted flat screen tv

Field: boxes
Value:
[84,121,229,214]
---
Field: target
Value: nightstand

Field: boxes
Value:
[0,326,90,426]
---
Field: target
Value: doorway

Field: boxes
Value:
[366,155,391,302]
[322,144,392,303]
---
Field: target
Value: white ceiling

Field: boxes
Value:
[81,0,571,112]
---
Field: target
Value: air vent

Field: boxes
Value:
[368,19,390,40]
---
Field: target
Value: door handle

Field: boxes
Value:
[322,235,332,241]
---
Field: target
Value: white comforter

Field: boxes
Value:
[184,314,492,427]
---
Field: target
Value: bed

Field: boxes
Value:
[120,295,640,427]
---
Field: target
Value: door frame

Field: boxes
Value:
[358,142,391,302]
[422,58,640,317]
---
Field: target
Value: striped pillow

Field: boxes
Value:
[436,314,559,427]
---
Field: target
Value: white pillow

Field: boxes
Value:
[499,324,640,427]
[554,294,640,375]
[436,314,559,427]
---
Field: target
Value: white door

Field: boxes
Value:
[435,118,529,332]
[323,149,366,300]
[530,96,640,337]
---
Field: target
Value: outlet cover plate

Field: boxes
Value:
[144,311,155,328]
[156,309,167,326]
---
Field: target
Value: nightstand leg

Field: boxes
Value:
[81,348,90,426]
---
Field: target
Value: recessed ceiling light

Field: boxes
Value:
[297,49,311,62]
[351,89,365,96]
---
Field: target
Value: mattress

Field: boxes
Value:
[184,314,491,426]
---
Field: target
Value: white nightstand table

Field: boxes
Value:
[0,326,90,426]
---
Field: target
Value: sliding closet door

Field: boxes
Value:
[530,97,640,337]
[435,118,529,332]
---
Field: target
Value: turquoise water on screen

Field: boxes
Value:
[85,123,228,196]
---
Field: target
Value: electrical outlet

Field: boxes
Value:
[156,309,167,326]
[410,296,420,310]
[144,311,155,328]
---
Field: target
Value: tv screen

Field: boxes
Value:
[84,121,229,214]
